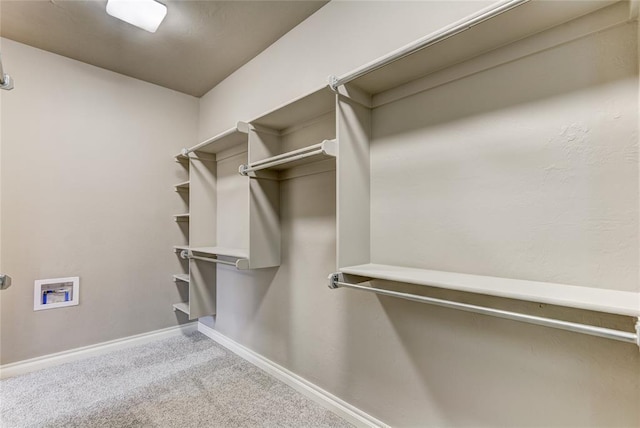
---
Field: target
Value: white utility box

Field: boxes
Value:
[34,277,79,311]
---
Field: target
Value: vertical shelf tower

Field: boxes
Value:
[172,152,191,315]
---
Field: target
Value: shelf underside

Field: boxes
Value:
[267,153,335,172]
[175,153,189,162]
[340,263,640,317]
[348,0,618,96]
[187,123,249,155]
[190,246,249,260]
[174,214,189,222]
[174,181,189,191]
[250,87,335,131]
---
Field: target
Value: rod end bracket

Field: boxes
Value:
[327,75,339,92]
[235,258,250,270]
[328,272,343,289]
[238,164,249,176]
[0,74,14,91]
[0,274,11,290]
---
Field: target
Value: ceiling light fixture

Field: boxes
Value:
[106,0,167,33]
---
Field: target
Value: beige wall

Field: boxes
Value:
[0,1,637,426]
[0,38,198,364]
[199,1,639,427]
[198,0,494,140]
[370,22,639,291]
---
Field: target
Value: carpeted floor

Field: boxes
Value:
[0,331,353,428]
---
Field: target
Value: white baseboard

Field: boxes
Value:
[197,322,389,428]
[0,322,198,379]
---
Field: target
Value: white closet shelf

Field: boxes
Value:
[339,263,640,317]
[173,213,190,222]
[250,86,335,131]
[340,0,619,97]
[174,181,190,191]
[173,245,189,252]
[172,302,189,315]
[173,273,189,283]
[184,122,249,155]
[239,139,336,177]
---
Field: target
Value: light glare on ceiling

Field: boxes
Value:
[106,0,167,33]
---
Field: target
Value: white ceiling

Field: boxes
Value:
[0,0,327,97]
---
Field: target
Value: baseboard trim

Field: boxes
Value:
[0,322,198,379]
[197,322,388,428]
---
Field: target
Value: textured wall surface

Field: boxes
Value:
[198,2,639,426]
[0,1,637,426]
[371,23,639,291]
[198,1,494,140]
[0,39,198,364]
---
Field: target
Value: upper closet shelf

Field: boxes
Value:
[329,0,623,99]
[250,86,335,131]
[174,213,189,222]
[239,139,336,177]
[189,246,250,270]
[339,264,640,317]
[183,122,249,155]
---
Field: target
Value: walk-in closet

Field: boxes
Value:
[1,1,638,426]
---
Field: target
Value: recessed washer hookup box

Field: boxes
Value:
[33,277,79,311]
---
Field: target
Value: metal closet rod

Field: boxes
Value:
[328,0,530,90]
[328,274,640,348]
[239,139,335,176]
[179,250,238,267]
[189,255,237,266]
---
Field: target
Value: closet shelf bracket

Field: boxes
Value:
[328,273,640,349]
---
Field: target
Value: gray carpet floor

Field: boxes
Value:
[0,331,353,428]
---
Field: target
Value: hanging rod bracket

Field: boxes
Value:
[0,74,14,91]
[328,272,343,289]
[0,274,12,290]
[327,75,339,92]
